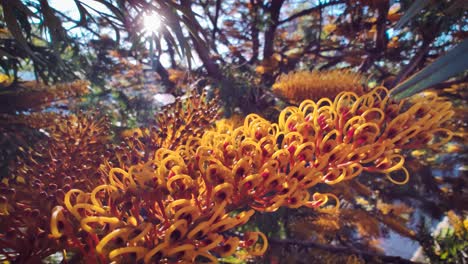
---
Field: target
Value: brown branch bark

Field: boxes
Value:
[180,0,223,80]
[359,2,389,73]
[375,1,390,52]
[211,0,222,47]
[190,33,223,79]
[249,0,260,63]
[263,0,285,59]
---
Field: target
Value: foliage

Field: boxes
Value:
[0,0,205,82]
[434,212,468,263]
[391,39,468,100]
[1,0,466,104]
[417,211,468,264]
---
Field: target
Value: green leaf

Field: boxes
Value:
[40,0,68,44]
[391,39,468,100]
[163,32,182,60]
[1,0,44,65]
[9,0,37,18]
[449,246,457,258]
[166,17,192,69]
[73,0,91,26]
[394,0,430,30]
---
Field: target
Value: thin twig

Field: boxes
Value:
[391,42,431,88]
[278,0,345,25]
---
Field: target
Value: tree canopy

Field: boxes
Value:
[1,1,466,87]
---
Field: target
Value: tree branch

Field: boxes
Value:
[249,0,260,63]
[391,41,432,88]
[375,1,390,52]
[180,0,223,79]
[211,0,222,46]
[263,0,285,59]
[278,0,345,25]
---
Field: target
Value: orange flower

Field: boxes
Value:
[272,70,364,103]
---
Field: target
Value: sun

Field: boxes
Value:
[143,12,161,34]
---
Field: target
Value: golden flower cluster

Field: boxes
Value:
[50,87,453,263]
[272,70,364,103]
[115,89,222,169]
[0,113,110,262]
[0,89,219,263]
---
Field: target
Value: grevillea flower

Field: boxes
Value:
[111,89,221,170]
[272,70,364,103]
[50,87,453,263]
[0,113,110,262]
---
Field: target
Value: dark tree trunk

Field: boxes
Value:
[263,0,285,59]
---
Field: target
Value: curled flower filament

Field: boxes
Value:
[51,87,453,263]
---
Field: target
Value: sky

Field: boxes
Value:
[49,0,81,20]
[47,0,178,67]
